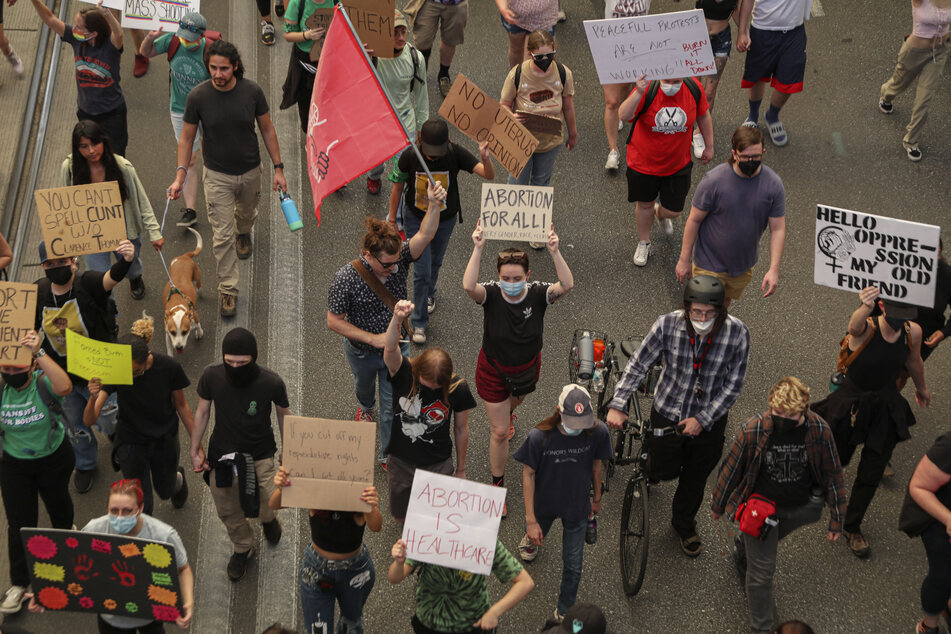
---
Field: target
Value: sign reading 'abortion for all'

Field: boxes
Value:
[480,184,553,243]
[35,182,126,258]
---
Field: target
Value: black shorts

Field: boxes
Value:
[386,453,454,520]
[741,24,807,94]
[626,161,693,212]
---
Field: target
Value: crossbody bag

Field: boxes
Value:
[486,354,538,397]
[350,259,412,343]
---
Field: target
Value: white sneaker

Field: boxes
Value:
[618,119,624,131]
[692,128,705,159]
[0,585,27,614]
[633,241,651,266]
[412,327,426,344]
[604,149,620,170]
[6,50,24,77]
[427,297,436,314]
[654,201,673,236]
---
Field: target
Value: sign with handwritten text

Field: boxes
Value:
[22,528,183,622]
[341,0,395,58]
[480,184,552,243]
[281,416,375,512]
[0,282,38,366]
[583,9,717,84]
[35,182,126,259]
[121,0,202,32]
[305,8,334,61]
[66,329,133,385]
[402,470,506,576]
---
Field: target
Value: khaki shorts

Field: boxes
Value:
[413,0,468,50]
[692,263,753,300]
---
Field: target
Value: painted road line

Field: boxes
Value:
[812,0,824,17]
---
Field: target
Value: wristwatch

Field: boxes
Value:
[33,349,46,360]
[273,162,285,170]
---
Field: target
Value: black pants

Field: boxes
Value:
[844,428,899,532]
[1,441,75,586]
[647,407,728,539]
[97,615,164,633]
[115,433,181,516]
[920,521,951,615]
[78,102,128,157]
[255,0,271,16]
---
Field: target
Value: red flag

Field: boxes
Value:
[306,6,408,224]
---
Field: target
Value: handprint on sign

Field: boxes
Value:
[73,554,99,581]
[111,560,136,587]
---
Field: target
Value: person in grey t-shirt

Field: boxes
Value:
[676,125,786,307]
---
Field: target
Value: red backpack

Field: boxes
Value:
[166,30,222,62]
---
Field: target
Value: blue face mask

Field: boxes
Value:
[561,423,583,436]
[499,280,526,297]
[108,513,139,534]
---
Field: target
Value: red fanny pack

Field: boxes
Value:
[734,494,778,540]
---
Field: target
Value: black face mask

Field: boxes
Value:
[772,415,800,433]
[532,54,554,72]
[885,317,907,332]
[1,371,31,389]
[224,362,259,387]
[737,159,761,176]
[45,265,73,286]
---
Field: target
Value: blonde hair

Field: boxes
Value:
[768,376,810,414]
[131,310,154,344]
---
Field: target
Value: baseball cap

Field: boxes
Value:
[394,10,408,30]
[419,119,449,158]
[37,241,51,264]
[176,11,207,42]
[881,299,917,320]
[558,384,595,430]
[555,602,607,634]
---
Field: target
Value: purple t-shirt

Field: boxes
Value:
[691,163,786,277]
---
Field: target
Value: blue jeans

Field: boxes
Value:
[507,145,562,187]
[300,543,376,634]
[83,235,144,280]
[344,340,410,460]
[403,211,456,329]
[62,383,118,471]
[537,516,587,615]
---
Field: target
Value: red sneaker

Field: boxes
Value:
[355,407,373,422]
[133,54,149,78]
[366,178,381,195]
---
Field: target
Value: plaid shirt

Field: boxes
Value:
[609,311,750,430]
[710,410,847,533]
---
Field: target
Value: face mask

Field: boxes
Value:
[108,513,138,534]
[561,423,583,436]
[224,362,259,387]
[690,319,714,335]
[660,81,682,96]
[499,280,526,297]
[772,415,800,433]
[737,159,761,176]
[532,54,554,72]
[179,36,201,49]
[885,317,907,332]
[1,371,31,389]
[72,28,92,42]
[45,265,73,286]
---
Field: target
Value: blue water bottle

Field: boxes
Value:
[280,190,303,231]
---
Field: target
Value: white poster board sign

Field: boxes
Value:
[814,204,940,308]
[122,0,201,32]
[480,184,552,243]
[79,0,125,10]
[402,471,506,576]
[583,9,717,84]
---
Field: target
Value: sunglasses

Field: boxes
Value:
[178,22,205,34]
[498,251,528,266]
[531,52,555,62]
[373,254,399,269]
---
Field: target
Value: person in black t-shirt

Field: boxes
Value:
[463,220,574,511]
[387,119,495,344]
[84,328,195,516]
[382,300,476,521]
[191,327,291,582]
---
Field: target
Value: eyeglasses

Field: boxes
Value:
[373,254,400,269]
[531,52,555,62]
[734,152,763,161]
[178,21,206,34]
[498,251,528,266]
[689,309,718,320]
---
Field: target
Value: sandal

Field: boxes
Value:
[765,118,788,146]
[680,534,703,557]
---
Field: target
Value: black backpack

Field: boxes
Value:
[36,276,119,343]
[512,60,568,93]
[625,78,702,145]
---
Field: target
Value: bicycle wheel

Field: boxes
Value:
[619,475,649,596]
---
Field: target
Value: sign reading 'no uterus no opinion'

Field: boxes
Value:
[814,204,940,308]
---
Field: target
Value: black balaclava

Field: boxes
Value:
[222,327,260,387]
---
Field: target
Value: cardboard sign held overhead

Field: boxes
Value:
[305,9,335,61]
[480,184,552,243]
[0,282,38,366]
[341,0,396,58]
[814,204,940,308]
[281,416,376,512]
[35,182,126,259]
[438,74,539,179]
[122,0,202,32]
[66,329,133,385]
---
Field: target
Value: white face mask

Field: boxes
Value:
[691,318,714,335]
[660,81,682,96]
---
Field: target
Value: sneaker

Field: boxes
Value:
[438,75,451,98]
[177,207,198,228]
[220,293,237,318]
[262,518,282,545]
[355,407,373,422]
[261,21,276,46]
[906,146,923,162]
[692,128,705,159]
[171,467,188,509]
[380,456,388,471]
[917,619,939,634]
[878,99,894,114]
[883,462,896,479]
[412,327,427,344]
[74,468,95,494]
[680,534,703,557]
[633,241,651,266]
[6,50,24,77]
[236,233,253,259]
[527,241,545,250]
[765,117,788,146]
[129,276,146,300]
[133,53,149,78]
[844,530,871,558]
[604,148,620,170]
[557,9,567,22]
[227,546,255,581]
[274,1,285,17]
[655,203,673,237]
[518,534,538,561]
[0,585,27,614]
[741,118,758,129]
[367,177,381,195]
[508,413,516,441]
[585,516,598,545]
[427,297,436,314]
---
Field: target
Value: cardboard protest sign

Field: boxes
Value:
[583,9,717,84]
[341,0,395,58]
[66,329,133,385]
[22,528,184,622]
[402,470,506,576]
[517,111,563,136]
[121,0,202,32]
[480,184,552,243]
[814,204,940,308]
[305,8,335,61]
[35,182,126,259]
[0,282,38,366]
[438,74,539,179]
[281,416,375,512]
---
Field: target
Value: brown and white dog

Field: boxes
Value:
[164,227,203,355]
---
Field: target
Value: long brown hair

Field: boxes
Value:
[534,407,595,441]
[409,348,453,402]
[79,8,111,49]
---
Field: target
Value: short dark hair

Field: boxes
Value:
[728,125,764,164]
[496,248,529,273]
[118,333,150,365]
[205,39,244,80]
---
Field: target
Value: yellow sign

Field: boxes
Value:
[65,329,133,385]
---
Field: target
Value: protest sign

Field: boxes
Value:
[341,0,395,58]
[35,182,126,259]
[305,8,335,61]
[0,282,38,366]
[66,329,133,385]
[22,528,184,622]
[402,470,506,576]
[121,0,202,32]
[79,0,124,10]
[583,9,717,84]
[438,74,539,179]
[480,184,552,243]
[814,204,940,308]
[517,111,563,136]
[281,416,375,512]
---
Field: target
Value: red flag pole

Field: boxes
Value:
[336,4,437,187]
